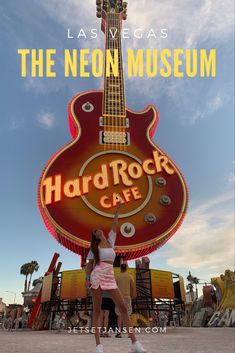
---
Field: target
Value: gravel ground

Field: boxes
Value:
[0,327,234,353]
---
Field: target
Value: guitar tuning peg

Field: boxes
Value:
[96,10,102,18]
[97,4,102,11]
[96,0,102,5]
[123,13,127,20]
[123,1,127,8]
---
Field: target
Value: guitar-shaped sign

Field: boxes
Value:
[38,0,188,261]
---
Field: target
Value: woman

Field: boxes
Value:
[86,203,146,353]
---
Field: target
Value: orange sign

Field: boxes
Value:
[41,273,53,303]
[60,270,87,299]
[151,270,174,299]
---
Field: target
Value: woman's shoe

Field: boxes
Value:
[115,332,122,338]
[131,341,146,353]
[96,344,103,353]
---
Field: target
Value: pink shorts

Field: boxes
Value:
[90,262,118,290]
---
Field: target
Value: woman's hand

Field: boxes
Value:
[111,202,123,231]
[86,274,92,289]
[115,201,124,216]
[85,272,92,289]
[116,201,124,210]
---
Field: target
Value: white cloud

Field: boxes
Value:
[37,112,55,128]
[8,117,26,130]
[207,94,223,112]
[184,92,226,125]
[228,173,235,183]
[228,161,235,183]
[33,0,233,124]
[38,0,234,49]
[25,76,48,93]
[159,192,235,273]
[24,73,67,94]
[38,0,99,28]
[126,0,233,49]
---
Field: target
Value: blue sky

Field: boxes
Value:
[0,0,234,305]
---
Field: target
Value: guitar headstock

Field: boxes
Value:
[96,0,127,21]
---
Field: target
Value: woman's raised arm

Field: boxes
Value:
[111,202,123,232]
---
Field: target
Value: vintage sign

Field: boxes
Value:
[38,0,187,261]
[41,273,53,303]
[60,270,87,300]
[151,270,174,299]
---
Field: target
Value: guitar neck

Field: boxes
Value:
[103,12,126,118]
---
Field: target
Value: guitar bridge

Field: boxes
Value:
[99,131,130,145]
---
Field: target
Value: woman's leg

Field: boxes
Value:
[91,287,102,346]
[108,288,136,343]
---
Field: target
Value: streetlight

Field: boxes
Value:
[5,291,16,304]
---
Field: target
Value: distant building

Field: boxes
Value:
[0,297,7,315]
[22,277,43,308]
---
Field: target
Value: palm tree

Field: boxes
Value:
[27,261,39,291]
[20,263,31,292]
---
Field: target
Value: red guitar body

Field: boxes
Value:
[38,90,187,260]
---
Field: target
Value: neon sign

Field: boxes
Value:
[42,150,174,208]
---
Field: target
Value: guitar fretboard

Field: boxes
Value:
[103,12,126,121]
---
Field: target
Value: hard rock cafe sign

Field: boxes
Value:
[38,1,188,261]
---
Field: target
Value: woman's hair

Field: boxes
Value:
[90,230,101,264]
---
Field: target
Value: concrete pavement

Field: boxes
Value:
[0,327,234,353]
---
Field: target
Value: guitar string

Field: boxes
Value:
[118,13,125,151]
[116,12,121,151]
[120,12,126,152]
[114,12,118,151]
[118,12,124,152]
[104,18,107,152]
[117,12,121,151]
[111,11,117,151]
[113,11,117,151]
[118,11,125,151]
[112,12,115,151]
[105,10,125,151]
[115,11,119,151]
[107,13,111,151]
[110,12,114,151]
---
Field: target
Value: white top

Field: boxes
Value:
[87,230,116,263]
